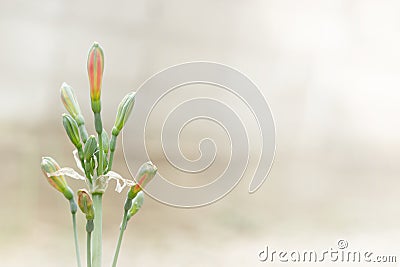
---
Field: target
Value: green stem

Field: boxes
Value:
[107,134,117,172]
[107,151,115,172]
[92,194,103,267]
[86,219,94,267]
[112,211,128,267]
[72,213,82,267]
[98,132,103,175]
[87,231,92,267]
[78,147,92,184]
[94,112,103,176]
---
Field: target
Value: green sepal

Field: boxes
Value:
[69,198,78,214]
[86,220,94,233]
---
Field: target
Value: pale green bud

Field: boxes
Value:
[101,130,109,154]
[62,114,81,148]
[127,191,144,221]
[112,92,136,136]
[60,83,85,125]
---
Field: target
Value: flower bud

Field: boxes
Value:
[112,92,136,136]
[87,42,104,113]
[41,157,73,200]
[128,161,157,199]
[77,189,94,220]
[127,191,144,221]
[62,114,81,148]
[84,135,98,161]
[101,130,109,154]
[60,83,84,124]
[60,83,88,143]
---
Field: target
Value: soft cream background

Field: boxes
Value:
[0,0,400,266]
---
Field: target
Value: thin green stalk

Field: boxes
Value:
[87,231,92,267]
[94,112,103,175]
[77,147,92,184]
[107,134,117,172]
[98,132,103,175]
[86,219,94,267]
[112,211,128,267]
[92,194,103,267]
[72,213,82,267]
[107,151,115,172]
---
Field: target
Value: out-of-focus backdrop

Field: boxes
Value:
[1,1,400,266]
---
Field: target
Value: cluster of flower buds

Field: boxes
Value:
[42,42,155,208]
[41,42,158,267]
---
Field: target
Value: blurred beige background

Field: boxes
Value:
[1,0,400,266]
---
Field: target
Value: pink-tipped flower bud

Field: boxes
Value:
[41,157,73,200]
[87,42,104,113]
[77,189,94,220]
[128,161,157,199]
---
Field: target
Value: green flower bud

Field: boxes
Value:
[128,161,157,199]
[62,114,81,148]
[101,130,109,154]
[84,135,98,161]
[112,92,136,136]
[127,191,144,221]
[60,83,88,143]
[41,157,73,200]
[60,83,85,125]
[85,157,94,177]
[77,189,94,220]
